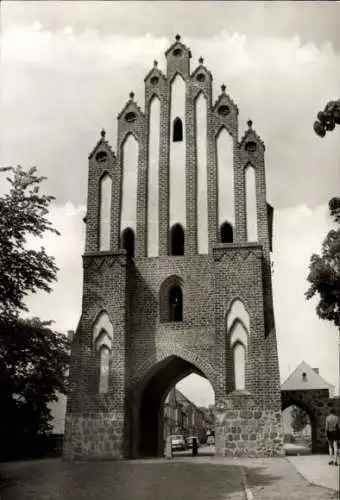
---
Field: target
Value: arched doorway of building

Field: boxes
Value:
[135,356,215,458]
[281,402,314,455]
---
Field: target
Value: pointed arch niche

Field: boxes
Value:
[216,127,234,231]
[159,275,184,323]
[226,299,249,391]
[245,164,258,242]
[120,134,139,236]
[196,92,208,254]
[99,173,112,251]
[169,74,186,228]
[93,311,113,394]
[147,96,160,257]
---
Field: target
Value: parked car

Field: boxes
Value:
[170,434,186,451]
[186,436,200,448]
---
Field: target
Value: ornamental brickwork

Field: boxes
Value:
[64,35,284,460]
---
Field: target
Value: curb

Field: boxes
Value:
[241,467,254,500]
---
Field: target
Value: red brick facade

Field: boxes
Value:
[63,36,284,460]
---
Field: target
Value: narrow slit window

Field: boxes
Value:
[173,117,183,142]
[121,227,135,258]
[170,224,184,255]
[220,221,233,243]
[168,285,183,322]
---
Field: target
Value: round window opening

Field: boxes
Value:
[218,105,230,116]
[95,151,108,162]
[173,48,182,57]
[125,112,136,123]
[150,76,159,85]
[196,73,205,83]
[245,141,257,153]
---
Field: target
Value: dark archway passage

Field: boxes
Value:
[137,356,209,457]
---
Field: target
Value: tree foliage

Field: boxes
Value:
[0,165,59,322]
[0,318,69,437]
[306,197,340,327]
[291,406,309,434]
[0,166,69,450]
[313,99,340,137]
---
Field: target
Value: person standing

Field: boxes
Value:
[325,408,339,465]
[192,437,198,457]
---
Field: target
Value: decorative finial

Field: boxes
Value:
[153,60,158,67]
[129,91,135,100]
[100,128,106,139]
[221,84,226,93]
[247,119,253,128]
[175,34,181,41]
[199,56,204,64]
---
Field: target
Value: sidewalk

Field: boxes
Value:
[172,453,339,499]
[287,454,339,492]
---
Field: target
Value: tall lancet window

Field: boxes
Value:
[226,299,249,392]
[173,117,183,142]
[99,173,112,251]
[245,164,258,242]
[233,341,246,391]
[93,311,113,394]
[98,346,110,394]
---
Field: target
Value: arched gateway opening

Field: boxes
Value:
[135,355,215,458]
[282,404,313,455]
[281,396,317,454]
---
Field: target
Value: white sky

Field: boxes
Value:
[1,1,340,407]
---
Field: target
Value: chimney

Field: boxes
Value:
[67,330,75,342]
[312,368,319,375]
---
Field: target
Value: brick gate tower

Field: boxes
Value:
[64,36,284,460]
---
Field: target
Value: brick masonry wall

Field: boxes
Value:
[64,36,284,460]
[215,392,284,457]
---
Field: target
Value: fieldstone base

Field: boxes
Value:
[63,413,125,460]
[215,392,284,457]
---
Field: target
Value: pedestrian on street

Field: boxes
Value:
[164,435,172,460]
[192,437,198,457]
[325,408,339,466]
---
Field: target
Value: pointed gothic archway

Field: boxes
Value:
[132,354,215,458]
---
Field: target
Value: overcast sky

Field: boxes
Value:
[1,1,340,407]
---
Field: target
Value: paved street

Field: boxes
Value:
[0,457,245,500]
[1,454,339,500]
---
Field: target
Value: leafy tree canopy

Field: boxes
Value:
[314,99,340,137]
[0,317,69,436]
[306,197,340,327]
[291,406,309,434]
[0,165,59,322]
[0,166,69,443]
